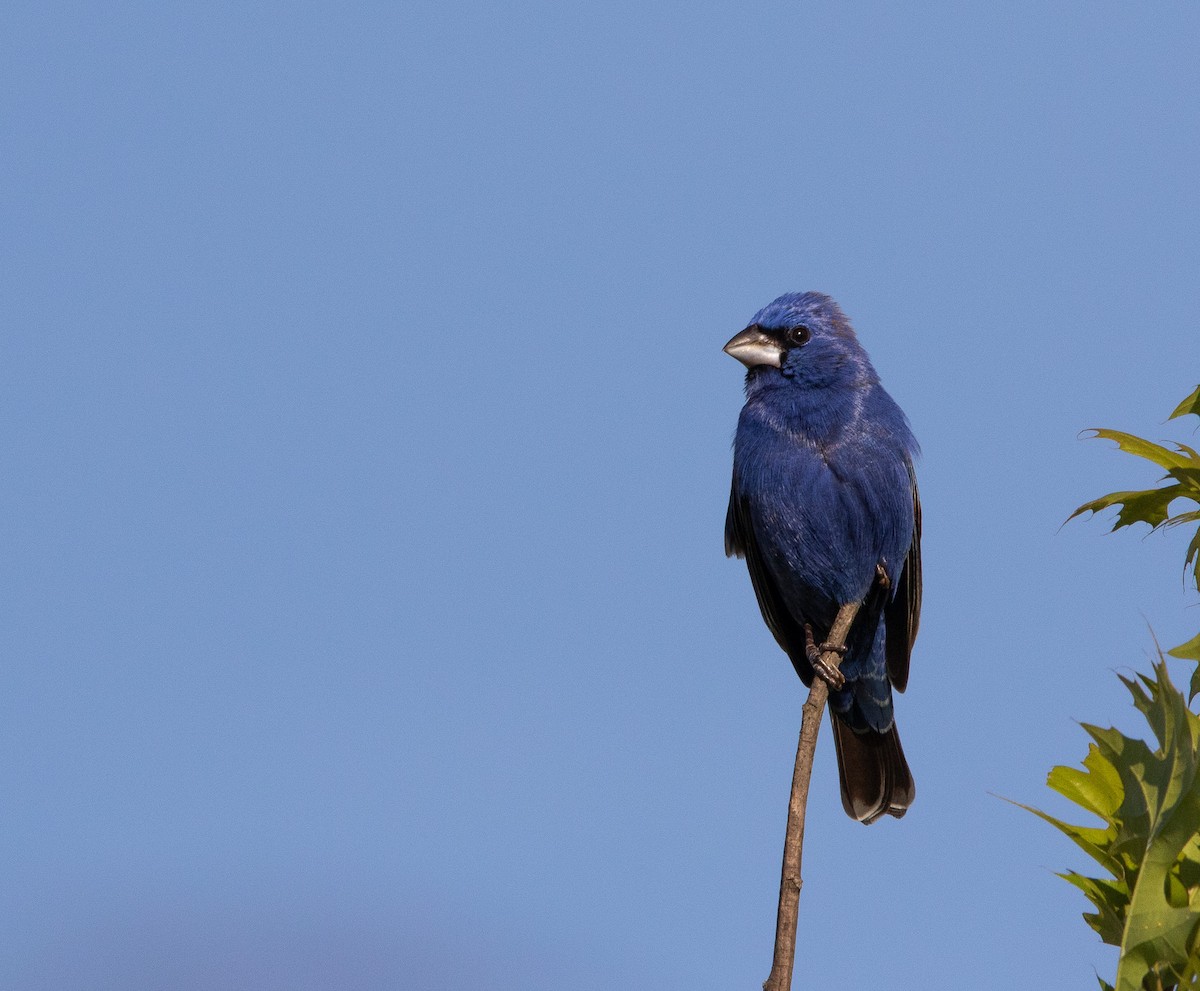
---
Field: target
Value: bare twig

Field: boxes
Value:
[762,601,861,991]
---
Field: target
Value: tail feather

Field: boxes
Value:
[830,716,915,824]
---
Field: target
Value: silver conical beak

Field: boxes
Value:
[723,326,783,369]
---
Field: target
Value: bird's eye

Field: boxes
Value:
[786,325,811,347]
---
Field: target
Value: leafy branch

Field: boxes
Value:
[1067,383,1200,606]
[1018,658,1200,990]
[1023,384,1200,991]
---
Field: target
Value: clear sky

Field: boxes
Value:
[3,2,1199,988]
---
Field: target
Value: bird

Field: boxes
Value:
[724,291,921,824]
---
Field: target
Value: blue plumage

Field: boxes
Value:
[725,292,921,823]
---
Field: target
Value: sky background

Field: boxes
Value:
[3,2,1200,988]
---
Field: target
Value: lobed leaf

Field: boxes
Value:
[1165,511,1200,531]
[1068,486,1188,531]
[1188,528,1200,595]
[1168,466,1200,498]
[1048,744,1123,819]
[1166,633,1200,704]
[1172,634,1200,664]
[1061,870,1128,945]
[1029,659,1200,990]
[1085,429,1193,472]
[1169,385,1200,421]
[1046,387,1200,990]
[1013,799,1121,877]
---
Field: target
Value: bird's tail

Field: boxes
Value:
[829,716,915,824]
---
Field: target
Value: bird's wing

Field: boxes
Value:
[725,477,815,683]
[884,464,921,692]
[723,477,745,560]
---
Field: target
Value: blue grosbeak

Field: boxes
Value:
[725,292,921,823]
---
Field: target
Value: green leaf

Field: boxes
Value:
[1071,396,1200,591]
[1114,663,1200,989]
[1068,485,1188,531]
[1168,466,1200,494]
[1012,798,1122,877]
[1177,945,1200,989]
[1173,633,1200,663]
[1060,870,1128,945]
[1165,510,1200,530]
[1188,528,1200,595]
[1028,658,1200,991]
[1085,429,1193,472]
[1167,633,1200,704]
[1169,385,1200,421]
[1050,388,1200,990]
[1047,743,1123,819]
[1178,441,1200,462]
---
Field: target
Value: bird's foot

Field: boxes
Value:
[804,623,847,691]
[812,651,847,691]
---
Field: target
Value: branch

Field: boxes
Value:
[762,600,861,991]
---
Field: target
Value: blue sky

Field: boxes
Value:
[3,2,1199,988]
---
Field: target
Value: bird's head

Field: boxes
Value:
[723,291,876,390]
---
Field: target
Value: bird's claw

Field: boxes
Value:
[804,624,847,690]
[811,653,847,691]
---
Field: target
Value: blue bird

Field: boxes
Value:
[724,292,921,824]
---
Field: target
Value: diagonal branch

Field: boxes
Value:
[762,600,861,991]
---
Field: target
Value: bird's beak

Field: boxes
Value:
[723,326,783,369]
